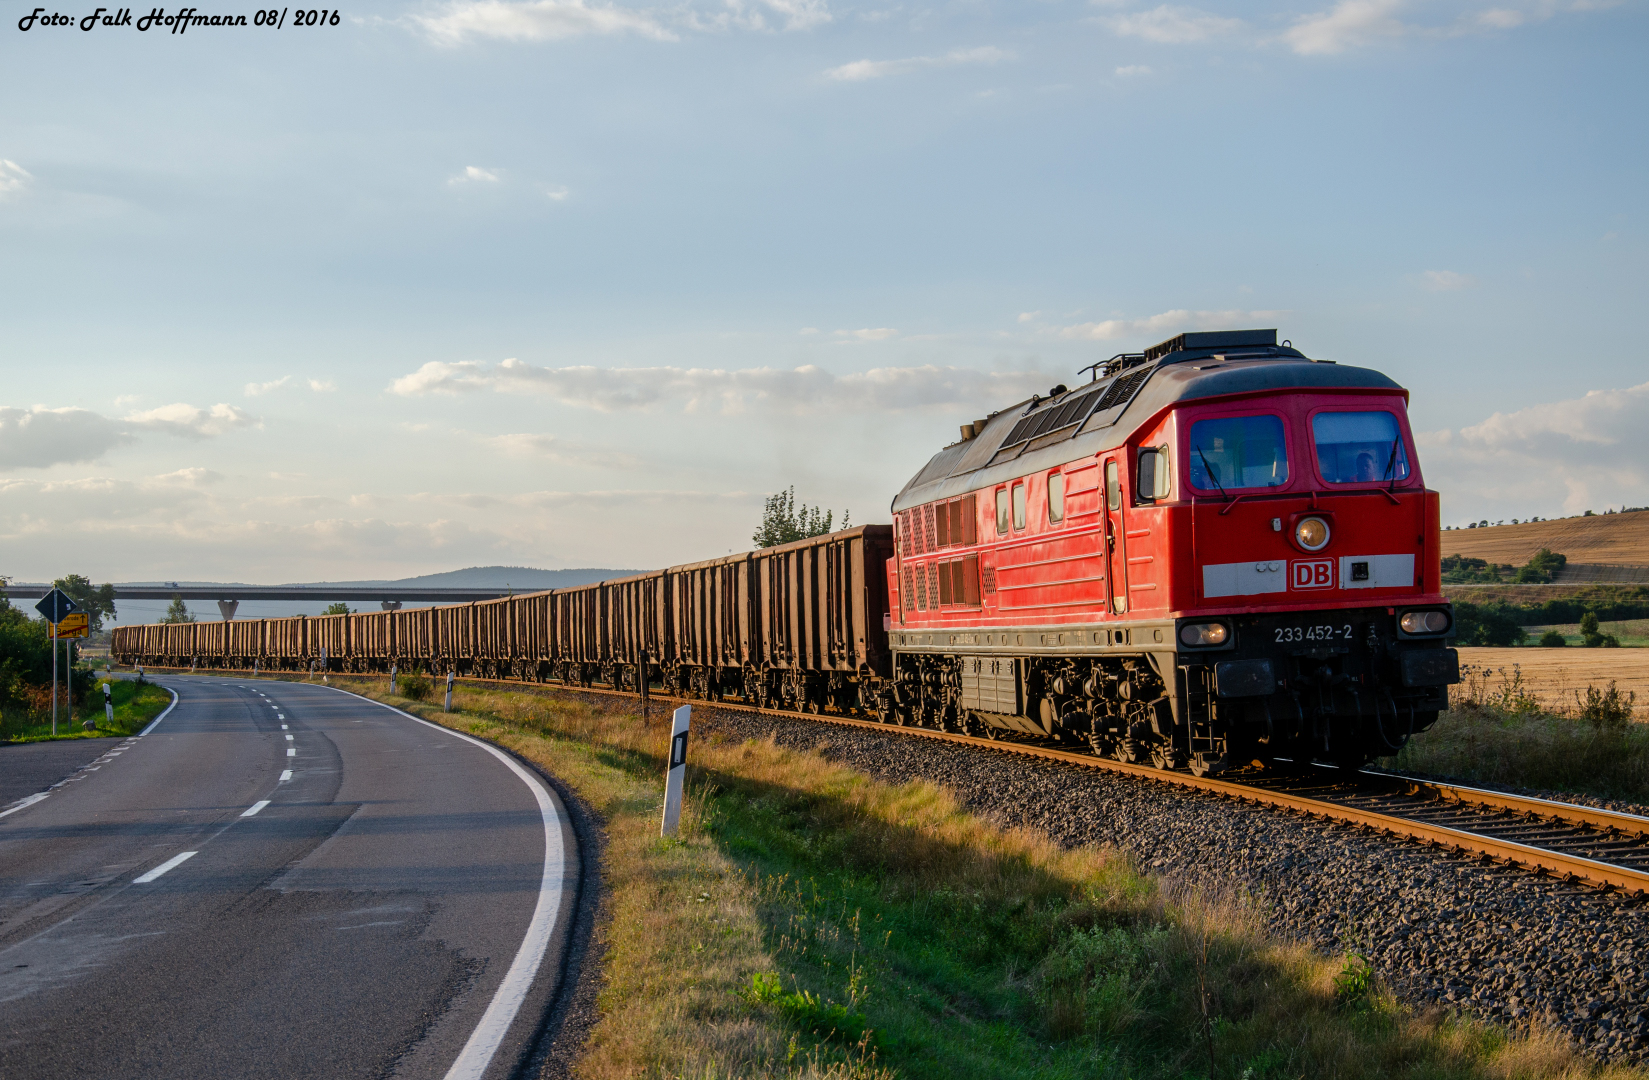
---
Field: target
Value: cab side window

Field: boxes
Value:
[995,489,1011,534]
[1012,483,1026,530]
[1136,447,1170,503]
[1047,473,1065,523]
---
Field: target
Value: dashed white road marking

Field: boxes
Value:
[241,800,271,818]
[280,769,292,782]
[285,734,294,741]
[0,793,50,820]
[287,748,296,757]
[281,724,288,730]
[133,851,197,883]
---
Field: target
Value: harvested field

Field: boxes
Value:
[1456,646,1649,717]
[1442,509,1649,566]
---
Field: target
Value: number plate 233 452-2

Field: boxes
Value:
[1275,624,1353,644]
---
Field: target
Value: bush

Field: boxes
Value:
[397,670,433,701]
[1537,629,1567,647]
[1577,682,1637,728]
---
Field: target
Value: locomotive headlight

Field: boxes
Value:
[1179,622,1229,647]
[1400,610,1451,635]
[1295,516,1331,551]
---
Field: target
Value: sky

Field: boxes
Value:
[2,0,1646,587]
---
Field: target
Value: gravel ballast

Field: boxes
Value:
[683,705,1649,1064]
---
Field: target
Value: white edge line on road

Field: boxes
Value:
[0,792,51,820]
[241,800,271,817]
[316,685,566,1080]
[133,850,197,883]
[139,687,181,736]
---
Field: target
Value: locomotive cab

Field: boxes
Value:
[885,329,1458,775]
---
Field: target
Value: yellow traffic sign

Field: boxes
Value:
[52,612,90,639]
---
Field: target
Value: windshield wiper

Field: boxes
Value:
[1196,446,1229,501]
[1383,438,1401,491]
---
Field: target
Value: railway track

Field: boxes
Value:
[133,663,1649,897]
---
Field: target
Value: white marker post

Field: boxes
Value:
[103,682,113,728]
[389,664,398,694]
[661,705,691,836]
[444,671,455,713]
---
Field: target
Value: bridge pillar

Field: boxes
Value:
[381,600,403,611]
[217,600,240,621]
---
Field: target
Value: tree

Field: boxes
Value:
[752,487,850,549]
[1513,548,1567,584]
[161,596,196,624]
[51,573,118,633]
[323,602,353,616]
[1451,602,1527,646]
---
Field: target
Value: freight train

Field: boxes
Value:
[113,329,1459,774]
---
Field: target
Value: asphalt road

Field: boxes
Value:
[0,675,579,1080]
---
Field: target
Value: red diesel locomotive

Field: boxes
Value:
[883,329,1458,774]
[112,327,1458,776]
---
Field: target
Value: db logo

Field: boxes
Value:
[1291,559,1335,590]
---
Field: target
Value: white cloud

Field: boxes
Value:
[248,376,335,395]
[545,186,570,201]
[245,376,292,396]
[411,0,676,44]
[390,358,1049,414]
[0,406,134,470]
[450,165,501,185]
[834,327,898,341]
[149,467,225,487]
[1282,0,1616,55]
[125,403,259,439]
[484,432,641,468]
[712,0,831,31]
[1421,269,1475,291]
[825,46,1008,82]
[1108,6,1244,43]
[0,159,31,200]
[1056,308,1285,342]
[1114,64,1154,76]
[1422,381,1649,518]
[1283,0,1407,54]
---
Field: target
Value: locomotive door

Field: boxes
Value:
[1103,457,1128,614]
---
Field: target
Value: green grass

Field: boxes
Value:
[1522,620,1649,647]
[0,676,172,743]
[162,669,1646,1079]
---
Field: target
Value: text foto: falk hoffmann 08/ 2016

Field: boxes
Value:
[17,8,343,33]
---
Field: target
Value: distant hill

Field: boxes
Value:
[292,566,643,590]
[1441,510,1649,568]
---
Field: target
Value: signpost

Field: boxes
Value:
[661,705,691,836]
[35,589,79,737]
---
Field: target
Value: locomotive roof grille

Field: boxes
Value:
[1143,328,1278,362]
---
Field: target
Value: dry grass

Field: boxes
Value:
[1456,649,1649,719]
[1441,511,1649,567]
[229,671,1644,1079]
[1387,662,1649,804]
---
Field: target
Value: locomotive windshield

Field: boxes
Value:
[1312,410,1410,484]
[1187,415,1289,492]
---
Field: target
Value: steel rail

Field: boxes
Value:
[131,663,1649,896]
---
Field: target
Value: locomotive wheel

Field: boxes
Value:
[1114,739,1144,765]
